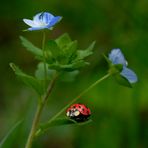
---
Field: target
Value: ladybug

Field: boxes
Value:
[66,103,91,122]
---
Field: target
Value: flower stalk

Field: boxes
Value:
[42,31,47,91]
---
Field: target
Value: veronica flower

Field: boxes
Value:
[109,49,138,84]
[23,12,62,31]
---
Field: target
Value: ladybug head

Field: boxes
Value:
[66,108,80,117]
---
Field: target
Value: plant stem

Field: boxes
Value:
[42,31,47,91]
[36,73,111,136]
[25,103,43,148]
[25,73,58,148]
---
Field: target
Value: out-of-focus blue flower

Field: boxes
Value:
[23,12,62,31]
[109,49,138,83]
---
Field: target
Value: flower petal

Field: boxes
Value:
[109,49,127,66]
[28,26,47,31]
[23,12,62,31]
[33,12,43,23]
[23,19,37,27]
[42,12,54,24]
[46,16,62,29]
[120,67,138,83]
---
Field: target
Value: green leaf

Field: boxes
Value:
[74,41,95,61]
[20,36,43,59]
[55,33,72,49]
[60,70,79,82]
[45,40,61,61]
[55,34,77,64]
[114,73,132,88]
[71,60,89,69]
[58,40,78,65]
[0,120,23,148]
[103,54,112,65]
[46,34,95,71]
[35,118,92,137]
[35,62,56,80]
[10,63,43,95]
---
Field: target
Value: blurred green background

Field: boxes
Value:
[0,0,148,147]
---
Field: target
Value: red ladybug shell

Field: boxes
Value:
[66,103,91,116]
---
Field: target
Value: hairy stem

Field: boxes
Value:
[36,73,111,136]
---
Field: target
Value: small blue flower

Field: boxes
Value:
[109,49,138,83]
[23,12,62,31]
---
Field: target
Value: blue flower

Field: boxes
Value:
[23,12,62,31]
[109,49,138,83]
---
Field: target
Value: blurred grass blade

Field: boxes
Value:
[0,120,23,148]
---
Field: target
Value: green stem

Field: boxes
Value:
[25,103,43,148]
[25,73,58,148]
[36,73,111,136]
[42,31,47,91]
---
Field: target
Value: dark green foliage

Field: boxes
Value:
[45,33,95,71]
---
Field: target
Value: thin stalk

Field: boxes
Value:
[36,73,111,136]
[25,103,43,148]
[42,31,47,91]
[25,74,58,148]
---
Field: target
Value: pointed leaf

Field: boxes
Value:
[20,36,43,59]
[114,73,132,88]
[35,118,92,137]
[75,41,95,61]
[63,40,77,58]
[45,40,61,61]
[10,63,43,95]
[59,40,78,64]
[103,54,112,65]
[55,33,72,49]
